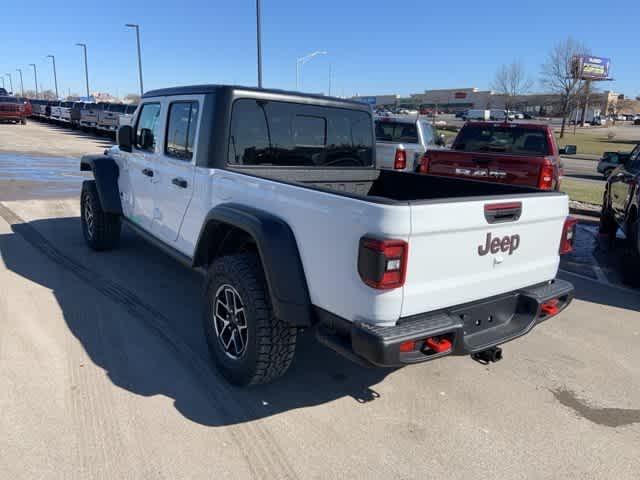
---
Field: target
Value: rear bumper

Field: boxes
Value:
[321,279,573,367]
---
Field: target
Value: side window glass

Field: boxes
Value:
[135,103,161,152]
[228,99,270,165]
[165,101,199,161]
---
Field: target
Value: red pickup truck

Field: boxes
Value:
[0,95,30,125]
[418,122,562,190]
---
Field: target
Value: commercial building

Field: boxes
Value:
[352,87,634,116]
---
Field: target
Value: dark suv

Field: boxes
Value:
[600,143,640,261]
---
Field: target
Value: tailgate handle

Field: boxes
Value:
[484,202,522,224]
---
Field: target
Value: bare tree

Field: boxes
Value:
[540,37,590,138]
[123,93,141,104]
[491,61,533,112]
[21,89,57,100]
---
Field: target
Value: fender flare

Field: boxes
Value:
[194,203,313,327]
[80,154,123,215]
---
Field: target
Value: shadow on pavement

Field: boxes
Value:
[0,214,392,427]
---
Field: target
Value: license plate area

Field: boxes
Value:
[451,294,519,335]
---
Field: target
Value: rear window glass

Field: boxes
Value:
[453,125,550,156]
[375,121,419,144]
[228,99,373,168]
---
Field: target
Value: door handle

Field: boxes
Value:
[172,177,188,188]
[142,168,154,177]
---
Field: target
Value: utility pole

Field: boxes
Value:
[47,55,59,99]
[29,64,38,99]
[125,24,144,95]
[16,69,24,96]
[580,80,591,127]
[76,43,90,99]
[256,0,263,88]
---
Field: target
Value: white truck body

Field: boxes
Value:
[81,85,574,383]
[109,92,568,326]
[374,116,441,173]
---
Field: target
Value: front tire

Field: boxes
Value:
[80,180,121,251]
[203,253,297,386]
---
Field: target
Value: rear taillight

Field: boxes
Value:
[394,149,407,170]
[560,217,578,254]
[538,158,555,190]
[418,152,431,173]
[358,237,408,290]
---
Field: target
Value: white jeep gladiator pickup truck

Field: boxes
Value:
[79,85,574,386]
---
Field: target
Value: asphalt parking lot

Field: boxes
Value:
[1,122,640,479]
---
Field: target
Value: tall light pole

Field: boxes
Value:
[76,43,90,99]
[125,24,144,96]
[256,0,263,88]
[5,73,13,94]
[16,69,24,96]
[296,51,327,91]
[1,77,4,89]
[47,55,59,99]
[29,64,38,99]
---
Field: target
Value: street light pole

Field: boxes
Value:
[5,74,13,94]
[256,0,263,88]
[125,24,144,96]
[29,64,38,99]
[16,69,24,96]
[295,51,327,91]
[47,55,59,99]
[76,43,90,99]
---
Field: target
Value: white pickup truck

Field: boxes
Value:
[375,116,445,172]
[79,85,574,386]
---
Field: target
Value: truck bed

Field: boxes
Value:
[234,167,548,204]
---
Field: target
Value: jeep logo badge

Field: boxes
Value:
[478,233,520,256]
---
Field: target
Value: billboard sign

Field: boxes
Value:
[355,96,377,106]
[454,92,467,99]
[573,56,611,80]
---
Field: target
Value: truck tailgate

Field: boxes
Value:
[402,193,567,317]
[427,150,541,187]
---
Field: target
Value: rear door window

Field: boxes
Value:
[375,121,419,143]
[165,101,199,161]
[228,99,373,167]
[454,125,550,155]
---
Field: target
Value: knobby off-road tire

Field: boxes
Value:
[621,216,640,287]
[203,253,297,386]
[599,194,618,241]
[80,180,121,251]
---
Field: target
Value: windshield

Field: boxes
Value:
[453,124,550,156]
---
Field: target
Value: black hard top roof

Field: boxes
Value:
[142,84,371,111]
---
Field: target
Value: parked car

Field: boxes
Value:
[79,84,574,386]
[0,95,29,124]
[69,102,86,128]
[597,151,632,178]
[455,110,467,118]
[97,103,128,135]
[600,144,640,270]
[634,118,640,126]
[418,121,562,190]
[465,109,490,121]
[80,103,103,130]
[374,116,445,172]
[49,101,63,122]
[59,101,75,124]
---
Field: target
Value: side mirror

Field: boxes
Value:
[563,145,577,155]
[117,125,133,152]
[437,133,446,146]
[139,128,155,151]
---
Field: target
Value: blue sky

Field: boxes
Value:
[1,0,637,98]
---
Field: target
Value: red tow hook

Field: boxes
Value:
[425,337,452,353]
[540,299,560,316]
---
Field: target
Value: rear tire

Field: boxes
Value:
[80,180,121,251]
[203,253,297,386]
[621,216,640,287]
